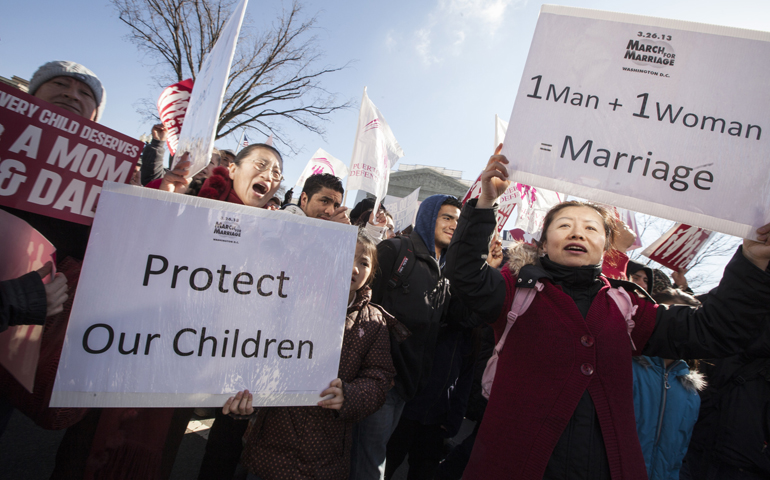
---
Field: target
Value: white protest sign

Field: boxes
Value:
[495,114,508,148]
[172,0,248,176]
[50,182,356,408]
[347,87,404,215]
[641,223,715,270]
[294,148,349,191]
[383,187,421,233]
[503,5,770,240]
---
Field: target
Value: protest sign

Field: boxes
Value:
[347,87,404,215]
[383,187,420,233]
[293,148,349,191]
[641,223,715,271]
[495,114,508,148]
[50,182,356,408]
[157,78,194,156]
[0,210,56,392]
[172,0,248,176]
[502,5,770,240]
[0,82,142,225]
[502,228,538,246]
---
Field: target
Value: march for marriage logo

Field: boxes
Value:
[623,30,676,72]
[213,213,241,244]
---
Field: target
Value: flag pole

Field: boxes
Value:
[235,128,246,154]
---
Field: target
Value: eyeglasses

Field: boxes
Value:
[249,159,283,182]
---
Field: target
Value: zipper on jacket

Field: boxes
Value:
[654,361,680,445]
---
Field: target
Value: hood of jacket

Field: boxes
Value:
[634,355,707,394]
[414,194,454,260]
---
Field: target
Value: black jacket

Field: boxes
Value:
[0,271,47,333]
[372,232,449,401]
[140,138,166,186]
[445,200,770,479]
[685,320,770,475]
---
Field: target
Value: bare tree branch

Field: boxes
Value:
[111,0,351,151]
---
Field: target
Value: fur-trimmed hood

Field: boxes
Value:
[634,356,707,394]
[505,240,539,276]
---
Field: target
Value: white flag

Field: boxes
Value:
[172,0,248,177]
[294,148,349,191]
[383,187,421,233]
[347,87,404,214]
[495,114,508,149]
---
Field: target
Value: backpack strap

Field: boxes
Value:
[386,236,416,293]
[495,281,544,356]
[606,287,639,350]
[481,280,543,399]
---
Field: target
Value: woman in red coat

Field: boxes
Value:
[444,146,770,480]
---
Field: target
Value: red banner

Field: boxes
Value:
[641,223,715,271]
[0,83,142,225]
[157,79,194,156]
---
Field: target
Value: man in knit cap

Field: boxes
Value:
[27,60,106,123]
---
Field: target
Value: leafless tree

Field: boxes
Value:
[111,0,350,151]
[628,214,742,293]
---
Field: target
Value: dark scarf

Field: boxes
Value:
[540,256,603,319]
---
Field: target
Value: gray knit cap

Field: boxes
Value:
[29,61,106,122]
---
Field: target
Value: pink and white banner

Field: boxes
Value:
[462,176,561,235]
[293,148,349,191]
[157,78,194,156]
[641,223,715,271]
[346,87,404,215]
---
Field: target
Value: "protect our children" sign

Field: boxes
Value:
[50,183,357,408]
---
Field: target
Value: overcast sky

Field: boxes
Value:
[3,0,768,289]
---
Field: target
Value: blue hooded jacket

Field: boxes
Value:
[370,194,455,400]
[632,355,705,480]
[413,194,454,265]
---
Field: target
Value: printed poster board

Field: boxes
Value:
[502,5,770,240]
[51,182,356,408]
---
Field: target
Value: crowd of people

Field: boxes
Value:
[1,60,769,480]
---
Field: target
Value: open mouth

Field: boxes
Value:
[564,244,587,253]
[252,183,268,196]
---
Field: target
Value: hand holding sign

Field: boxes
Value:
[742,223,770,271]
[330,206,351,225]
[159,152,192,193]
[671,268,689,290]
[478,144,511,209]
[318,378,344,410]
[37,262,68,317]
[223,389,254,417]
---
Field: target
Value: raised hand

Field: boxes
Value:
[330,207,351,225]
[159,152,192,193]
[671,268,689,289]
[478,144,511,209]
[742,223,770,271]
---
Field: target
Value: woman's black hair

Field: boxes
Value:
[233,143,283,168]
